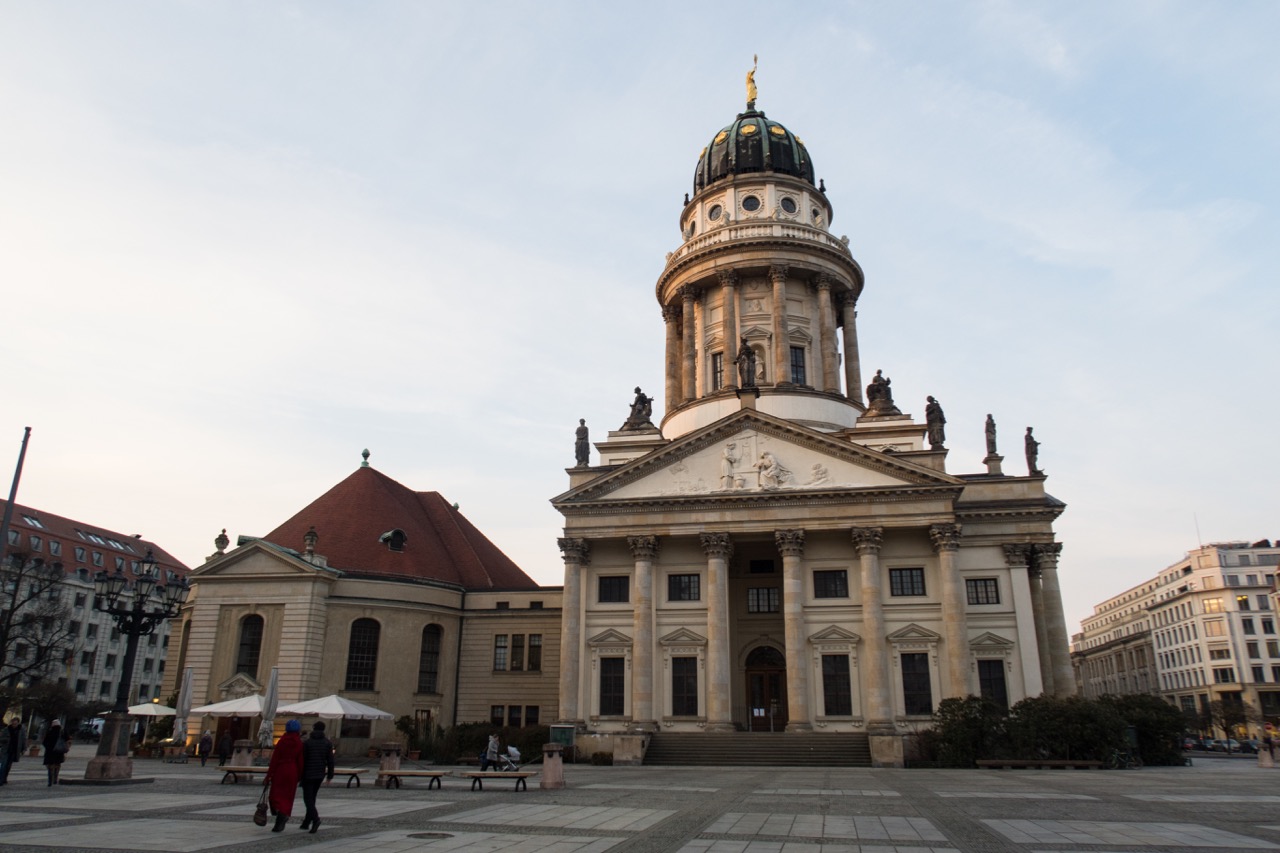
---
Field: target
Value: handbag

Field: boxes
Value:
[52,737,68,756]
[253,786,269,826]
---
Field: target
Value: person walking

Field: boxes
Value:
[215,730,233,766]
[0,716,26,785]
[42,721,67,786]
[263,720,303,832]
[298,721,335,834]
[482,732,500,771]
[197,731,213,767]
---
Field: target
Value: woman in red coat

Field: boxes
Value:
[263,719,304,832]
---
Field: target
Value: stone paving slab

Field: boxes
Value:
[983,818,1279,848]
[679,843,957,853]
[1127,793,1280,802]
[706,814,947,842]
[585,784,720,792]
[0,791,248,812]
[195,798,451,818]
[301,829,624,852]
[440,803,676,832]
[0,811,89,825]
[0,817,290,850]
[935,791,1096,800]
[754,789,901,797]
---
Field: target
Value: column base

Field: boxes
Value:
[866,724,904,768]
[84,755,136,782]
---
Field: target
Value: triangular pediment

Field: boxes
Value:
[554,409,961,505]
[888,623,942,642]
[192,540,337,580]
[809,625,862,643]
[217,671,262,698]
[659,627,707,645]
[587,628,632,646]
[970,632,1015,649]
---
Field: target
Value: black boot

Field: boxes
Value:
[272,815,287,832]
[310,818,320,834]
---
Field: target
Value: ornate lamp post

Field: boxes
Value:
[84,550,189,782]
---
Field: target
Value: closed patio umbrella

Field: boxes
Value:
[172,667,194,746]
[256,667,279,748]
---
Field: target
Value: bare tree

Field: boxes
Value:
[0,551,76,714]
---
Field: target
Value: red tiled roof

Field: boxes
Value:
[1,499,189,578]
[261,466,538,590]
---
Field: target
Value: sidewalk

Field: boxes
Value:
[1,752,1278,852]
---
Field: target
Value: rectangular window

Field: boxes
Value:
[821,654,852,716]
[749,560,775,574]
[711,352,724,391]
[68,620,81,637]
[1265,618,1276,634]
[599,656,625,716]
[1227,574,1240,586]
[528,635,542,671]
[100,681,111,697]
[49,540,60,556]
[493,635,509,671]
[747,587,780,613]
[979,659,1009,708]
[965,578,1000,605]
[74,593,86,608]
[80,651,93,666]
[340,719,372,738]
[1204,621,1225,637]
[790,346,806,385]
[1249,641,1261,658]
[1273,666,1280,682]
[1238,595,1252,611]
[599,576,630,603]
[105,653,117,671]
[92,551,103,566]
[813,570,849,599]
[86,624,97,640]
[75,546,86,562]
[1213,667,1236,683]
[490,706,504,727]
[525,706,540,726]
[1209,648,1232,660]
[890,568,926,597]
[507,705,522,728]
[672,656,698,716]
[29,535,41,551]
[1244,618,1257,635]
[668,573,701,602]
[1204,598,1224,613]
[1268,640,1279,658]
[901,653,933,715]
[511,635,525,671]
[1259,595,1271,611]
[1253,666,1266,682]
[74,679,87,695]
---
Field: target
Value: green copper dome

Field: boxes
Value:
[693,108,815,193]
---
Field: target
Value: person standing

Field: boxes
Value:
[0,716,26,785]
[197,731,213,767]
[42,721,66,786]
[483,733,500,771]
[263,719,304,832]
[299,721,335,834]
[215,730,233,766]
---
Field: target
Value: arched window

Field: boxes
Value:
[418,625,442,694]
[345,618,380,691]
[235,615,264,678]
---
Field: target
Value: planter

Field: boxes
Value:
[407,750,420,761]
[28,745,40,757]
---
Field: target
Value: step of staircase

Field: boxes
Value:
[643,732,872,767]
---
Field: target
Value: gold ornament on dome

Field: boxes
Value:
[714,131,728,145]
[699,146,707,158]
[770,125,785,137]
[746,54,758,106]
[740,123,758,135]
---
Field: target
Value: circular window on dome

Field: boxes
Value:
[780,197,797,214]
[769,125,786,137]
[740,123,758,135]
[708,204,722,221]
[714,131,728,145]
[742,195,761,212]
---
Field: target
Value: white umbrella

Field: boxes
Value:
[276,695,393,720]
[256,667,279,748]
[172,667,194,745]
[190,694,265,717]
[100,703,177,716]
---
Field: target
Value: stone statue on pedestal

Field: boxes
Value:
[574,419,590,467]
[621,387,655,430]
[1025,426,1042,475]
[984,414,998,456]
[735,338,757,388]
[925,396,946,448]
[864,369,902,417]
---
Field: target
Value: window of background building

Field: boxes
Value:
[1268,640,1279,658]
[1273,666,1280,682]
[1248,641,1261,657]
[528,635,542,671]
[1244,618,1257,635]
[235,615,263,677]
[75,546,86,562]
[599,657,625,716]
[511,635,525,671]
[711,352,724,391]
[344,618,380,691]
[49,540,60,556]
[341,719,372,738]
[1210,648,1232,660]
[1227,574,1240,586]
[790,346,806,385]
[73,593,86,608]
[821,654,852,716]
[1253,666,1266,682]
[813,570,848,599]
[1259,595,1271,610]
[508,705,522,727]
[1213,667,1236,683]
[1204,621,1225,637]
[901,653,932,715]
[672,657,698,716]
[492,635,509,671]
[100,681,111,697]
[75,679,86,695]
[80,651,93,667]
[668,574,701,602]
[1265,618,1276,634]
[978,659,1009,708]
[490,706,504,727]
[418,625,441,693]
[965,578,999,605]
[85,624,97,640]
[1204,598,1224,613]
[890,568,926,597]
[1238,595,1252,610]
[525,706,540,726]
[599,576,630,603]
[747,587,780,613]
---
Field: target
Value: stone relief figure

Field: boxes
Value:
[864,369,901,416]
[1025,427,1042,475]
[984,414,998,456]
[621,387,655,430]
[735,337,757,388]
[574,419,590,467]
[754,451,792,489]
[720,443,739,489]
[925,396,946,448]
[806,463,830,486]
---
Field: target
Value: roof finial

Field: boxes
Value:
[746,54,758,110]
[361,448,370,468]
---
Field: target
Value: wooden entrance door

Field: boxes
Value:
[745,646,788,731]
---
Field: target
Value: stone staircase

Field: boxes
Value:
[642,731,872,767]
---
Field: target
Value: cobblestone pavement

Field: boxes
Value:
[0,753,1274,852]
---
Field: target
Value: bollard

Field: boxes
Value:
[376,742,402,787]
[541,742,565,790]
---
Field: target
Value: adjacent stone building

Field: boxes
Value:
[552,87,1071,766]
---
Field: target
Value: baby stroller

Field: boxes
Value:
[497,745,521,771]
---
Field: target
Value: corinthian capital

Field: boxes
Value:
[850,526,883,556]
[768,264,790,285]
[814,273,832,293]
[662,304,680,323]
[680,285,699,303]
[1001,543,1033,568]
[929,523,962,553]
[1032,542,1063,570]
[775,528,805,556]
[627,535,659,561]
[716,269,738,288]
[699,532,732,559]
[557,538,591,566]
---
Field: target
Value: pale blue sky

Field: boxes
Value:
[2,1,1276,633]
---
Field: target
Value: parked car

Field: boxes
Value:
[1182,736,1202,750]
[1208,738,1242,752]
[1240,739,1261,754]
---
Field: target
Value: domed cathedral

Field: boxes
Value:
[552,71,1071,767]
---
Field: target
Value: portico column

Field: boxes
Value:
[700,532,733,731]
[769,265,790,384]
[1002,543,1044,697]
[851,527,891,726]
[815,275,838,392]
[556,538,590,726]
[628,536,659,730]
[718,271,738,388]
[930,523,968,699]
[1035,543,1075,696]
[839,295,862,404]
[663,305,681,413]
[681,285,698,402]
[1028,560,1055,696]
[776,529,811,730]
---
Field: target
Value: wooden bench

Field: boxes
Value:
[976,759,1104,770]
[220,766,367,787]
[380,769,450,790]
[459,770,537,791]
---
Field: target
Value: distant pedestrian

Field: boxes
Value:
[198,731,213,767]
[263,719,303,832]
[42,721,67,786]
[482,733,500,771]
[216,731,233,766]
[0,716,26,785]
[299,721,335,834]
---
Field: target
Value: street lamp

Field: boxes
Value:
[84,549,189,782]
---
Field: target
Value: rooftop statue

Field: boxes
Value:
[735,337,757,388]
[925,396,946,449]
[1025,426,1042,475]
[621,387,655,431]
[985,414,998,457]
[864,369,902,417]
[574,419,590,467]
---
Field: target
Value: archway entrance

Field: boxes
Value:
[745,646,787,731]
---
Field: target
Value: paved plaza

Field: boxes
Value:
[0,753,1275,852]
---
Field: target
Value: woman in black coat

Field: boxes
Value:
[42,722,66,786]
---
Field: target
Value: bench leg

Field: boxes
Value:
[429,776,440,790]
[390,776,401,790]
[471,777,482,791]
[516,777,526,792]
[348,775,359,788]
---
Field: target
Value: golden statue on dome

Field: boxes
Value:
[746,55,758,109]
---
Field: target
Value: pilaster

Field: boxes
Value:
[663,305,681,413]
[769,265,790,385]
[628,535,659,731]
[1002,543,1044,697]
[681,286,698,402]
[718,270,738,389]
[1035,543,1074,696]
[839,295,862,404]
[815,275,838,392]
[930,523,967,699]
[776,528,811,730]
[557,538,590,726]
[700,532,733,730]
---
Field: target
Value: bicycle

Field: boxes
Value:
[1107,748,1142,769]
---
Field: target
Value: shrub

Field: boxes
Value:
[1099,693,1186,765]
[1006,695,1125,761]
[930,696,1009,767]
